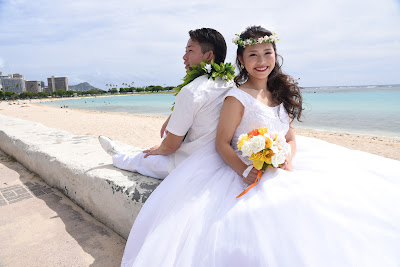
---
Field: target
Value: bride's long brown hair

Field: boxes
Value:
[234,26,303,121]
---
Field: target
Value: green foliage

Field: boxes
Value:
[171,59,235,110]
[55,89,67,96]
[145,86,154,92]
[109,88,118,94]
[1,80,175,101]
[175,60,235,93]
[152,86,163,92]
[233,33,279,48]
[164,86,174,91]
[5,91,16,98]
[19,92,35,99]
[65,90,76,96]
[86,89,105,95]
[6,88,109,100]
[38,92,50,98]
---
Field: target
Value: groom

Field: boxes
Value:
[99,28,233,179]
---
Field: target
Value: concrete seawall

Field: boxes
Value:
[0,114,162,239]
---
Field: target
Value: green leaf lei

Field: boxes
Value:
[171,60,235,110]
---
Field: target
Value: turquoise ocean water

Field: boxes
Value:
[41,85,400,138]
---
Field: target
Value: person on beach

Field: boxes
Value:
[99,28,234,179]
[120,25,400,266]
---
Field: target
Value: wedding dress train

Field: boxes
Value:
[121,87,400,267]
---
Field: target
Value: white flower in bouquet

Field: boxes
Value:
[248,135,266,154]
[271,151,286,168]
[238,133,248,141]
[273,133,286,146]
[270,132,289,154]
[270,143,280,154]
[241,142,253,157]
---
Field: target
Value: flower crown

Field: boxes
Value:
[232,32,279,48]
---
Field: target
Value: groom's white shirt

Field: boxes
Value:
[166,75,234,172]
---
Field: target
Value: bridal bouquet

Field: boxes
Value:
[236,127,291,198]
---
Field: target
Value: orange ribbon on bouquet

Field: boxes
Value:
[236,170,262,198]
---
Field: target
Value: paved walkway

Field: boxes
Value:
[0,150,126,267]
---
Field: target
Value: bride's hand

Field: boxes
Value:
[279,155,293,171]
[243,167,260,184]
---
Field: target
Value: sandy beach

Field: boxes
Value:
[1,99,399,161]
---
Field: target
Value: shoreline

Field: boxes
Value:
[294,128,399,160]
[28,98,400,139]
[34,103,169,119]
[0,101,399,161]
[294,125,399,140]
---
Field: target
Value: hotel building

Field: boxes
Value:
[1,77,25,94]
[25,80,43,93]
[47,76,68,92]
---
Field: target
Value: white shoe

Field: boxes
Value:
[98,136,121,156]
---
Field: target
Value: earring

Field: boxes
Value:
[241,64,245,69]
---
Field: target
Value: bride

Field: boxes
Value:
[121,26,400,267]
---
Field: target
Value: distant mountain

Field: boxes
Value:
[69,82,99,92]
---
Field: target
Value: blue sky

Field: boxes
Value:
[0,0,399,89]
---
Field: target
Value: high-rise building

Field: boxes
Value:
[0,73,11,86]
[1,77,25,94]
[11,73,25,79]
[25,80,43,93]
[0,73,8,91]
[47,76,68,92]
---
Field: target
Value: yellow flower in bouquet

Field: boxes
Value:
[249,149,274,170]
[236,127,291,198]
[238,127,290,170]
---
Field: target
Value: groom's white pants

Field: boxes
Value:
[112,152,170,179]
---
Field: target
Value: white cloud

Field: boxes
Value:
[0,0,399,88]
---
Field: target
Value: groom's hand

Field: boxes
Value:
[143,145,160,158]
[160,115,171,138]
[143,133,184,158]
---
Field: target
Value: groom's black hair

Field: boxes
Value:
[189,28,227,64]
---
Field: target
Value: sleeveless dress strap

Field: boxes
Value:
[224,87,251,108]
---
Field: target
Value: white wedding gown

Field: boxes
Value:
[121,87,400,267]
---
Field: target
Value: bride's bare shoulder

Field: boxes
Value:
[237,86,258,98]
